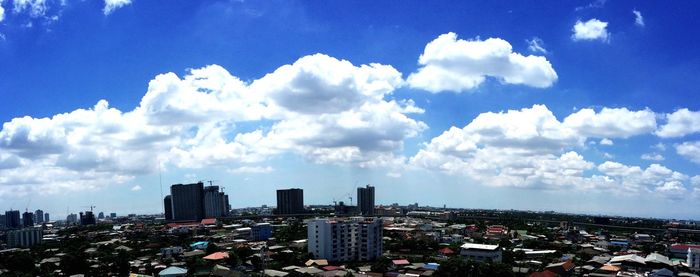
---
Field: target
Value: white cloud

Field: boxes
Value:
[597,162,689,199]
[13,0,48,18]
[562,107,656,138]
[0,2,5,23]
[572,19,610,42]
[130,185,142,191]
[676,141,700,164]
[104,0,132,15]
[652,143,666,151]
[656,108,700,138]
[0,53,426,197]
[407,32,557,93]
[599,138,613,145]
[633,10,645,27]
[411,104,696,200]
[641,153,664,161]
[526,37,548,54]
[230,166,274,174]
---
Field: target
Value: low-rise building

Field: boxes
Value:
[459,243,502,262]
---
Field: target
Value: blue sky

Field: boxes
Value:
[2,0,700,220]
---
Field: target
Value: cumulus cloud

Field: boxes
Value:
[0,53,426,197]
[13,0,48,18]
[526,37,548,54]
[676,141,700,164]
[572,19,610,42]
[633,10,644,27]
[562,107,656,138]
[641,153,664,161]
[599,138,613,146]
[230,166,274,174]
[656,108,700,138]
[130,185,142,191]
[104,0,132,15]
[407,32,557,93]
[410,104,695,199]
[0,2,5,23]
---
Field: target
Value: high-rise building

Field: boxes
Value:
[170,182,204,221]
[0,214,5,228]
[44,213,50,222]
[66,213,78,224]
[22,211,34,227]
[276,188,304,215]
[110,213,116,218]
[307,217,383,262]
[34,209,44,224]
[204,186,225,218]
[7,227,43,248]
[5,210,21,229]
[98,212,104,219]
[79,211,96,225]
[357,185,375,216]
[689,248,700,271]
[164,195,173,221]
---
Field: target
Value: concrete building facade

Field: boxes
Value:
[308,217,383,262]
[7,227,43,248]
[357,185,375,216]
[170,182,205,221]
[276,188,304,215]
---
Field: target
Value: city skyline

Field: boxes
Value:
[2,1,700,220]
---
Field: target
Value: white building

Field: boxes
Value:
[689,248,700,271]
[459,243,502,262]
[308,217,382,262]
[7,227,43,248]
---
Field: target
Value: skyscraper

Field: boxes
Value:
[22,211,34,227]
[357,185,375,216]
[34,209,44,224]
[276,188,304,215]
[5,210,20,229]
[204,186,229,218]
[163,195,173,221]
[44,213,50,222]
[98,212,104,219]
[80,211,96,225]
[170,182,204,221]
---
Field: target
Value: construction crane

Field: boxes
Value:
[81,205,96,212]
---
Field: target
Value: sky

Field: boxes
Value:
[1,0,700,220]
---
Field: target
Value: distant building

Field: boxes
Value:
[22,211,34,227]
[98,212,104,219]
[44,213,50,222]
[276,188,304,215]
[171,182,205,221]
[34,209,44,224]
[204,186,229,218]
[251,222,272,241]
[80,211,96,225]
[308,217,383,262]
[689,248,700,271]
[164,195,173,221]
[0,214,5,228]
[66,213,78,224]
[459,243,502,262]
[110,212,116,218]
[5,210,20,229]
[7,227,43,248]
[357,185,375,216]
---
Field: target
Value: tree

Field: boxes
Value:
[370,256,392,273]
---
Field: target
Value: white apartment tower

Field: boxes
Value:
[689,248,700,271]
[308,217,382,262]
